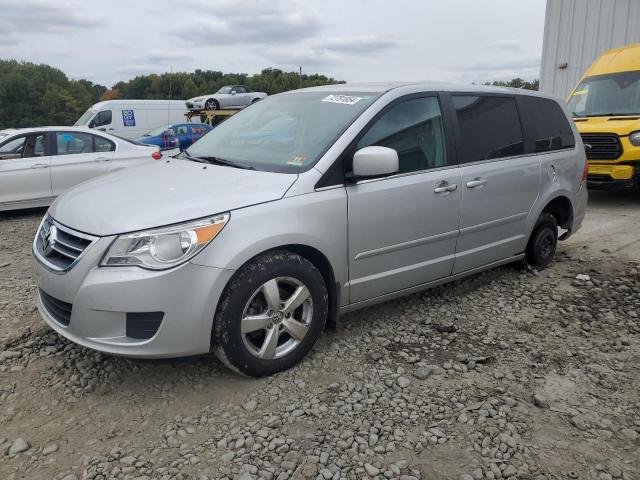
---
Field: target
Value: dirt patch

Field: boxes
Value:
[1,208,639,480]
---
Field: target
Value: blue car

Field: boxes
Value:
[137,123,213,151]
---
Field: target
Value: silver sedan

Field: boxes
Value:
[185,85,267,111]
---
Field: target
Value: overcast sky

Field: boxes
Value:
[0,0,547,88]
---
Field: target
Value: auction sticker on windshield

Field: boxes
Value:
[322,94,362,105]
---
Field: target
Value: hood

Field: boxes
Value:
[49,159,297,236]
[575,116,640,134]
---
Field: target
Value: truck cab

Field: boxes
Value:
[568,43,640,189]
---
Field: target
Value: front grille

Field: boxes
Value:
[35,216,96,271]
[581,133,623,160]
[39,289,72,326]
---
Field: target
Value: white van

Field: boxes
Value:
[74,100,187,140]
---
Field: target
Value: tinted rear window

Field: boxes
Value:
[453,95,524,162]
[520,96,576,153]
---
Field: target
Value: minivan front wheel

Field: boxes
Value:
[526,212,558,269]
[213,251,328,377]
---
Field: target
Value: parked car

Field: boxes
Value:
[74,100,187,140]
[33,84,587,377]
[0,126,161,211]
[567,43,640,189]
[137,123,213,151]
[186,86,267,111]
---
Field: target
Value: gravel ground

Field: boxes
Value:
[1,200,639,480]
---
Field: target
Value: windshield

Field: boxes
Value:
[146,125,172,136]
[217,86,232,94]
[568,71,640,117]
[187,91,380,173]
[74,108,96,126]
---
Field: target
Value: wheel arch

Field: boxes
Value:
[217,243,340,330]
[540,195,573,240]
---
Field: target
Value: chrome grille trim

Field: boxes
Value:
[33,215,98,273]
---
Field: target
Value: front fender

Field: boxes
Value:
[191,188,349,305]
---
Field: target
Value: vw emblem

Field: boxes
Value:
[272,311,283,324]
[42,225,58,256]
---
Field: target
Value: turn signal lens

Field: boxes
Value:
[195,222,226,244]
[582,159,589,183]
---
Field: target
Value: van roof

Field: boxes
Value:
[89,99,186,109]
[584,43,640,76]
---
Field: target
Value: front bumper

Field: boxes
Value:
[587,163,638,189]
[186,101,204,111]
[33,244,234,358]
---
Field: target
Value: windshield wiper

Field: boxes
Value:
[178,150,205,163]
[197,156,257,170]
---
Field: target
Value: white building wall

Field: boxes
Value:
[540,0,640,99]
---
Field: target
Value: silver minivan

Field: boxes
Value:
[32,83,587,376]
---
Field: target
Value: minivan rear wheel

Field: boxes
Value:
[526,212,558,269]
[212,251,328,377]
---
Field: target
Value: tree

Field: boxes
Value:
[484,78,539,91]
[181,78,199,99]
[100,88,121,101]
[0,59,343,128]
[0,60,107,128]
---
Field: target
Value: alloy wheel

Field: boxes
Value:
[240,277,313,359]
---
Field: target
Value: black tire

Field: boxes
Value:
[212,251,328,377]
[204,98,219,110]
[526,212,558,269]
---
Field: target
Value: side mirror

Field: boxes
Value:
[231,91,237,95]
[352,146,399,179]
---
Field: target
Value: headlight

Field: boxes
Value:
[629,131,640,147]
[101,213,229,270]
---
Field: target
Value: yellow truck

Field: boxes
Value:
[568,44,640,189]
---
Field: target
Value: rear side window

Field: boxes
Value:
[453,95,524,162]
[356,96,448,173]
[94,135,115,152]
[520,96,576,153]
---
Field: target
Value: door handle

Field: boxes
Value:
[93,157,110,163]
[30,163,49,169]
[466,178,487,188]
[434,181,458,194]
